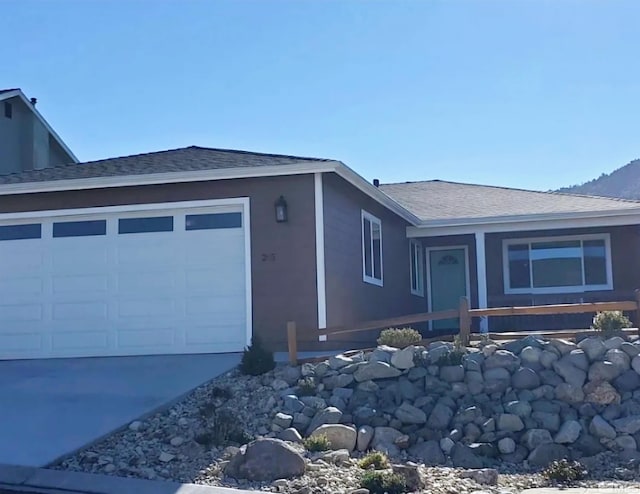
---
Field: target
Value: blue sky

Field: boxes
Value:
[2,1,639,190]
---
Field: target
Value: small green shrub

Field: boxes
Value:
[209,385,233,400]
[296,376,317,397]
[377,328,422,348]
[358,451,390,470]
[592,311,631,337]
[360,470,407,494]
[240,336,275,376]
[436,348,466,366]
[303,433,332,452]
[543,459,588,483]
[196,408,252,447]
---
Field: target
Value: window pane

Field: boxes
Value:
[53,220,106,238]
[584,239,607,285]
[508,244,530,289]
[0,223,41,241]
[410,243,418,291]
[372,221,382,280]
[119,216,173,234]
[185,212,241,230]
[531,240,582,287]
[363,218,372,277]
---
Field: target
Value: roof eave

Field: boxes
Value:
[0,160,340,196]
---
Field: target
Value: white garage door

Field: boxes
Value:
[0,201,251,359]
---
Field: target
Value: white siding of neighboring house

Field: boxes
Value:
[0,97,27,174]
[0,95,73,174]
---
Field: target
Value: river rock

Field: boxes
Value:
[554,420,581,444]
[408,440,445,465]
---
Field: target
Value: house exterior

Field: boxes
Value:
[0,144,639,359]
[0,89,77,174]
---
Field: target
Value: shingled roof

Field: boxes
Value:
[379,180,640,222]
[0,146,334,185]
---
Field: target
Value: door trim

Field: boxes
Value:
[425,245,471,330]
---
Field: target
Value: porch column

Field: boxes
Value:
[475,231,489,333]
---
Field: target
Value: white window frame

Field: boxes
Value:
[409,239,424,296]
[361,210,383,286]
[502,233,613,295]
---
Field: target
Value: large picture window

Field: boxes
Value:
[503,234,612,294]
[362,210,383,286]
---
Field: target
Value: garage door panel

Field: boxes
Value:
[185,325,244,345]
[0,332,43,352]
[52,245,108,269]
[117,271,176,293]
[186,296,246,316]
[117,298,176,317]
[116,243,177,266]
[0,304,43,321]
[52,302,108,320]
[117,328,175,348]
[0,277,43,296]
[52,274,109,293]
[51,331,109,351]
[0,203,249,359]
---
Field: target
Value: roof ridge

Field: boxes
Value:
[190,145,333,162]
[381,179,640,204]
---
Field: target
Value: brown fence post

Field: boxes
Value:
[287,321,298,366]
[459,296,471,347]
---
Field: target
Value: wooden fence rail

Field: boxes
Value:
[286,290,640,365]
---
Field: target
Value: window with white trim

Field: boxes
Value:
[504,234,612,294]
[361,210,383,286]
[409,240,424,296]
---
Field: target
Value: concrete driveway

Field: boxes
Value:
[0,353,240,467]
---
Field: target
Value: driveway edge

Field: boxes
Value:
[0,464,260,494]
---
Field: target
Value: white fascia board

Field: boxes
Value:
[2,90,79,163]
[408,210,640,237]
[0,161,339,196]
[334,163,421,225]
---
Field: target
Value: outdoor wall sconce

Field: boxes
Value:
[275,195,288,223]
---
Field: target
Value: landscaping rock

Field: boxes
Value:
[614,370,640,392]
[527,443,570,467]
[554,420,582,444]
[451,443,484,469]
[408,440,445,465]
[392,463,424,491]
[395,402,427,424]
[553,359,586,388]
[498,437,516,454]
[584,381,621,405]
[460,468,499,486]
[578,337,607,361]
[589,361,622,383]
[512,367,541,389]
[428,403,454,430]
[522,429,553,450]
[310,424,357,451]
[356,425,374,451]
[555,382,585,404]
[273,412,293,429]
[484,350,520,372]
[279,428,303,443]
[353,361,402,382]
[497,414,525,432]
[589,415,617,439]
[390,345,416,370]
[329,354,354,370]
[225,438,305,481]
[612,415,640,434]
[306,407,342,434]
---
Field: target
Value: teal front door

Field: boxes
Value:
[428,248,468,331]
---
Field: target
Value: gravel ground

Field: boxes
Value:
[53,364,640,493]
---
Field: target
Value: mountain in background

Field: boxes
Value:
[557,158,640,200]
